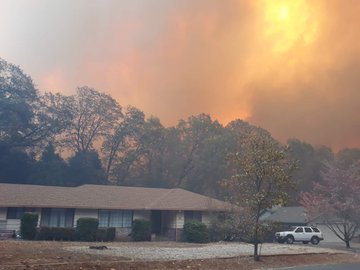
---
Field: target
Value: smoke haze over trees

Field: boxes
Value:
[2,0,360,151]
[1,58,359,202]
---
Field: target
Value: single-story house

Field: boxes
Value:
[0,183,232,241]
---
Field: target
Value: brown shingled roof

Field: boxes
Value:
[0,183,232,211]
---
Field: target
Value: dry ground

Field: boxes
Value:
[0,240,359,270]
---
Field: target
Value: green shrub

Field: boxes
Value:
[96,227,116,242]
[20,213,38,240]
[184,220,209,243]
[76,218,99,242]
[36,226,115,242]
[132,219,151,241]
[37,227,76,241]
[36,227,55,240]
[208,217,238,242]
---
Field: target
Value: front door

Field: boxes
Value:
[151,210,162,234]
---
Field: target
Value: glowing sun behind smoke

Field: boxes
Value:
[277,5,289,21]
[259,0,319,53]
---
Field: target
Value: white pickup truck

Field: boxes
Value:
[275,226,324,245]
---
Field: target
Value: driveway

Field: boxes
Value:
[315,242,360,253]
[274,263,360,270]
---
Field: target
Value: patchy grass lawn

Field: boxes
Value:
[0,240,359,270]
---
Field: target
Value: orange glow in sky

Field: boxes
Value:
[0,0,359,150]
[259,0,318,52]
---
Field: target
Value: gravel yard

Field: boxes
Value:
[67,242,346,261]
[1,240,359,270]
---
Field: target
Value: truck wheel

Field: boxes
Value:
[311,237,319,245]
[286,235,294,244]
[302,241,309,244]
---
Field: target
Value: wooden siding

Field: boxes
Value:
[5,219,20,230]
[0,208,6,230]
[0,207,6,220]
[175,211,184,229]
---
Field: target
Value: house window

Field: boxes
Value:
[40,208,74,228]
[6,207,35,219]
[184,211,202,222]
[98,210,133,228]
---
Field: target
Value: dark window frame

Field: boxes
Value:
[184,211,202,223]
[6,207,35,219]
[98,210,133,228]
[40,208,74,228]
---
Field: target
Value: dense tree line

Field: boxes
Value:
[1,58,359,201]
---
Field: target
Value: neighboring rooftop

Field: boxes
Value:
[0,183,232,211]
[261,206,307,224]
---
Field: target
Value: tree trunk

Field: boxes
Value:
[253,205,261,261]
[345,240,351,249]
[254,243,259,261]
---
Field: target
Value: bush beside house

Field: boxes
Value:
[184,220,209,243]
[76,218,99,242]
[36,226,116,241]
[20,213,39,240]
[96,227,116,242]
[208,218,237,242]
[37,227,76,241]
[132,219,151,241]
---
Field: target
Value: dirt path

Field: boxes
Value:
[0,240,359,270]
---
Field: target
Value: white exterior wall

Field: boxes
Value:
[201,212,211,226]
[0,207,6,220]
[0,208,6,230]
[133,210,150,221]
[175,211,184,229]
[35,208,41,227]
[5,219,21,230]
[0,221,6,230]
[74,209,98,226]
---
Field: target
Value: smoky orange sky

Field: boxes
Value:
[1,0,359,150]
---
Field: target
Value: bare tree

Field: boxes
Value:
[301,159,360,248]
[63,86,123,153]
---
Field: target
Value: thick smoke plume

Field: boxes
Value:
[1,0,359,149]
